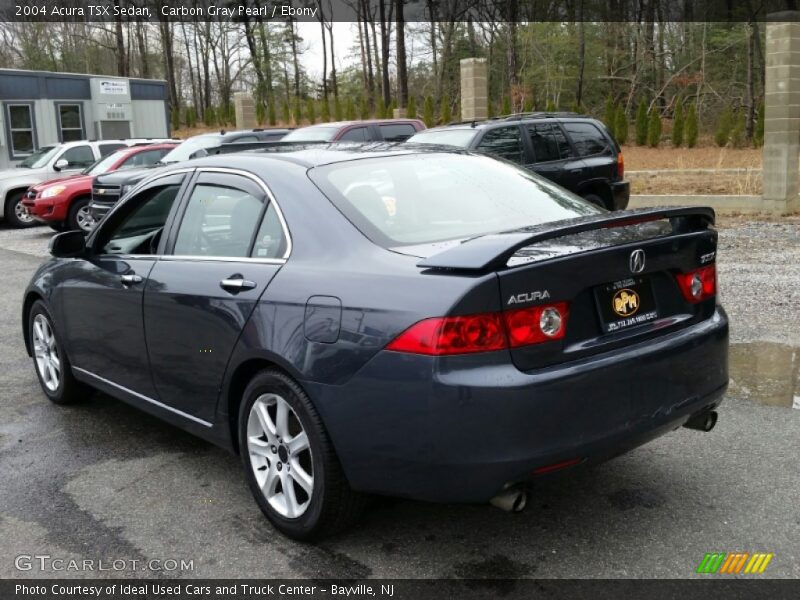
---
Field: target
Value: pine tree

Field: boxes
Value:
[268,101,277,126]
[672,98,684,147]
[545,99,556,112]
[440,94,452,124]
[376,97,386,119]
[614,104,628,144]
[321,100,331,122]
[305,98,316,124]
[406,95,417,119]
[487,100,495,118]
[714,104,734,147]
[255,103,265,126]
[334,96,343,121]
[730,111,746,148]
[686,103,699,148]
[204,106,216,127]
[635,100,648,145]
[423,95,435,126]
[281,102,290,126]
[523,96,534,112]
[359,95,369,119]
[293,100,302,126]
[345,97,356,120]
[501,95,512,115]
[647,109,662,147]
[389,99,397,117]
[604,96,615,133]
[754,102,765,147]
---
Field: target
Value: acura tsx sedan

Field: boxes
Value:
[23,145,728,540]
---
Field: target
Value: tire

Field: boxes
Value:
[49,222,67,233]
[582,193,608,209]
[238,369,365,540]
[4,191,36,228]
[66,197,95,232]
[28,300,89,405]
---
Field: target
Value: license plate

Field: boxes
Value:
[594,276,658,333]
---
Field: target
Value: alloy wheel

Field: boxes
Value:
[76,205,95,232]
[14,199,34,224]
[247,393,314,518]
[32,314,61,392]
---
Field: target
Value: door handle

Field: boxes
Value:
[570,168,583,175]
[220,277,257,293]
[120,273,143,285]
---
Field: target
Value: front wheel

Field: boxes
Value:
[239,369,365,540]
[67,197,95,232]
[5,192,37,228]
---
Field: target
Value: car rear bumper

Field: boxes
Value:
[611,180,630,210]
[308,307,728,503]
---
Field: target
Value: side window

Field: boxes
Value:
[5,103,36,157]
[121,149,163,169]
[562,122,611,157]
[339,127,368,142]
[527,123,571,163]
[101,181,183,255]
[475,126,524,164]
[173,175,265,258]
[60,145,95,168]
[251,203,288,259]
[99,143,126,156]
[379,124,416,142]
[57,104,84,142]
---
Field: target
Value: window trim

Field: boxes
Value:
[4,101,38,159]
[55,102,85,143]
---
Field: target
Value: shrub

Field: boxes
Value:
[406,95,417,119]
[204,106,216,127]
[754,102,765,147]
[255,102,265,126]
[502,95,512,115]
[672,98,684,147]
[293,100,302,126]
[714,104,734,147]
[635,100,648,145]
[614,104,628,144]
[487,100,495,118]
[545,99,557,112]
[359,95,369,120]
[268,101,277,126]
[647,109,662,147]
[281,101,290,125]
[440,94,452,124]
[321,99,331,122]
[523,96,534,112]
[334,96,343,121]
[730,111,746,148]
[423,95,435,126]
[345,97,356,120]
[604,96,615,133]
[686,103,698,147]
[305,98,316,124]
[375,97,386,119]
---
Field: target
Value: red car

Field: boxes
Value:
[23,143,177,232]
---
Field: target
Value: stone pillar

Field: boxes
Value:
[460,58,488,122]
[763,14,800,213]
[233,92,257,129]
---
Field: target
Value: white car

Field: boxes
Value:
[0,138,173,228]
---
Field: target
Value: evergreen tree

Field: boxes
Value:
[345,97,356,120]
[423,95,435,126]
[604,96,615,133]
[255,103,265,126]
[647,109,662,147]
[359,95,369,119]
[406,95,417,119]
[730,111,746,148]
[672,98,684,147]
[440,94,452,124]
[171,107,181,131]
[376,97,386,119]
[305,98,316,124]
[281,101,290,126]
[268,101,277,126]
[502,95,512,115]
[293,100,302,126]
[754,102,765,147]
[321,100,331,122]
[334,96,343,121]
[635,100,648,145]
[714,104,734,147]
[487,100,495,118]
[205,106,216,127]
[389,99,398,117]
[545,99,556,112]
[686,103,699,148]
[614,104,628,144]
[523,96,534,112]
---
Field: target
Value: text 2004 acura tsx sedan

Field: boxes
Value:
[23,145,728,540]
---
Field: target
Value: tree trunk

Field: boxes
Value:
[576,9,585,106]
[378,0,391,106]
[135,21,149,78]
[395,0,408,108]
[244,20,267,108]
[319,16,328,101]
[113,1,127,77]
[745,22,755,139]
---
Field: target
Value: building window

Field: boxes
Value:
[5,103,36,158]
[56,103,84,142]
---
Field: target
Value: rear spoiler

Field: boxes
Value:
[417,207,715,272]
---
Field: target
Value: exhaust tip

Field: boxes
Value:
[490,487,528,512]
[683,410,718,432]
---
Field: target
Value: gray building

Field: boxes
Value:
[0,68,169,169]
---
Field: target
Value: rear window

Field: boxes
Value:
[562,122,612,157]
[407,129,477,148]
[283,127,339,142]
[312,153,600,247]
[379,123,417,142]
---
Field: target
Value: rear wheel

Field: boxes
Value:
[67,197,94,232]
[582,193,608,209]
[28,300,88,404]
[239,369,365,540]
[4,191,36,228]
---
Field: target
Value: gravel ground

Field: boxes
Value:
[0,216,798,580]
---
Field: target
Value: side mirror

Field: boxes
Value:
[49,230,86,258]
[53,158,69,171]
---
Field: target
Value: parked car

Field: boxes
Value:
[0,139,174,228]
[24,145,727,540]
[88,129,291,222]
[281,119,425,143]
[407,112,629,210]
[23,143,177,232]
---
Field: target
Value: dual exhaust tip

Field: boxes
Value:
[490,410,719,512]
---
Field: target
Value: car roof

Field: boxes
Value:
[298,119,422,129]
[424,112,601,132]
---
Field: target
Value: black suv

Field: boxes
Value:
[407,113,629,210]
[89,129,290,221]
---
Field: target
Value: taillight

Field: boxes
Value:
[503,302,569,347]
[386,302,569,355]
[617,151,624,179]
[675,264,716,303]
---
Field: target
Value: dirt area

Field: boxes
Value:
[629,170,762,195]
[622,144,762,171]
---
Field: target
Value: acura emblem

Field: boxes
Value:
[629,249,646,274]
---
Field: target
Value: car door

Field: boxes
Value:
[56,145,97,174]
[142,169,289,422]
[58,171,189,397]
[522,122,586,191]
[560,120,617,184]
[337,126,370,142]
[474,125,526,166]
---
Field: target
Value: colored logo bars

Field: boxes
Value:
[696,552,774,574]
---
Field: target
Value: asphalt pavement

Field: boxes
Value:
[0,219,798,579]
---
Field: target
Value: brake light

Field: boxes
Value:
[386,302,569,355]
[675,264,716,303]
[617,151,624,179]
